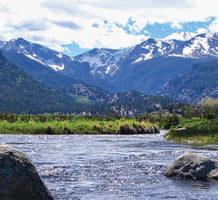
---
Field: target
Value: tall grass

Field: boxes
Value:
[0,114,159,135]
[165,118,218,145]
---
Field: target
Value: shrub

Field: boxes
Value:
[197,97,218,119]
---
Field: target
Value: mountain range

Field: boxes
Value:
[0,51,181,115]
[1,33,217,94]
[0,31,217,114]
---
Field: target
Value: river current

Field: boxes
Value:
[1,130,218,200]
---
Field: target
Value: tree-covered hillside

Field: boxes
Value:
[0,51,185,116]
[0,51,79,113]
[159,60,218,103]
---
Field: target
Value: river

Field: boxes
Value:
[1,130,218,200]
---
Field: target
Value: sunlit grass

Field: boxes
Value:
[0,116,159,135]
[165,118,218,146]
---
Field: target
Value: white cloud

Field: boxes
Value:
[0,0,217,53]
[209,19,218,32]
[197,28,207,34]
[171,22,182,29]
[73,22,147,49]
[86,0,193,9]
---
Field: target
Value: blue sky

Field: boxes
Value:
[0,0,217,56]
[64,16,217,56]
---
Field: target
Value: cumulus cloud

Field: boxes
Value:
[41,0,82,16]
[209,19,218,32]
[52,21,82,30]
[171,22,182,29]
[90,0,194,10]
[0,3,10,13]
[72,21,147,49]
[13,20,48,31]
[0,0,217,54]
[197,28,208,34]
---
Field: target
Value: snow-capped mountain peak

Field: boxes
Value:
[74,47,133,76]
[0,32,217,80]
[72,32,217,77]
[0,38,69,71]
[74,47,133,68]
[0,33,217,97]
[133,32,217,62]
[164,32,197,41]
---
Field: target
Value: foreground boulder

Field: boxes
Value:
[165,153,218,180]
[0,143,54,200]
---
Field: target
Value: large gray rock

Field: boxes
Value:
[0,143,54,200]
[165,153,218,180]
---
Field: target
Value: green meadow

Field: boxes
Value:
[165,118,218,146]
[0,114,159,135]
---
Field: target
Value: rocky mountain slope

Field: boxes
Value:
[0,50,181,115]
[65,84,182,116]
[72,33,217,93]
[0,51,80,113]
[164,32,197,41]
[0,39,84,88]
[0,38,114,91]
[1,33,217,94]
[159,60,218,103]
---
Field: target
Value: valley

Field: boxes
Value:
[0,32,217,145]
[0,32,217,113]
[1,1,218,200]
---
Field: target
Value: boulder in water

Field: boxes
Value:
[0,143,54,200]
[165,153,218,180]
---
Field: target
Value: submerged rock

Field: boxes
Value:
[165,153,218,180]
[0,143,54,200]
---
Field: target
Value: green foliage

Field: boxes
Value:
[164,98,218,145]
[184,105,201,118]
[160,60,218,103]
[137,113,180,129]
[197,97,218,119]
[64,84,111,104]
[0,53,83,114]
[117,121,159,134]
[0,114,159,135]
[0,52,185,116]
[64,86,184,116]
[165,118,218,145]
[184,97,218,119]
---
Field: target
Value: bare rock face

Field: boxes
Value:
[0,143,54,200]
[165,153,218,180]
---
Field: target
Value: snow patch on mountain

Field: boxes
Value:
[74,46,133,77]
[105,64,119,75]
[49,63,65,71]
[74,47,133,69]
[131,33,217,64]
[24,54,46,65]
[183,33,214,57]
[132,52,153,64]
[72,33,217,77]
[0,32,217,79]
[0,38,68,71]
[164,32,197,41]
[57,52,63,59]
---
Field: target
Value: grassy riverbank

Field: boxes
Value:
[165,118,218,146]
[0,114,159,135]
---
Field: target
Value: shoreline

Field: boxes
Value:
[165,118,218,146]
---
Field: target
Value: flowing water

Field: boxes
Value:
[1,130,218,200]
